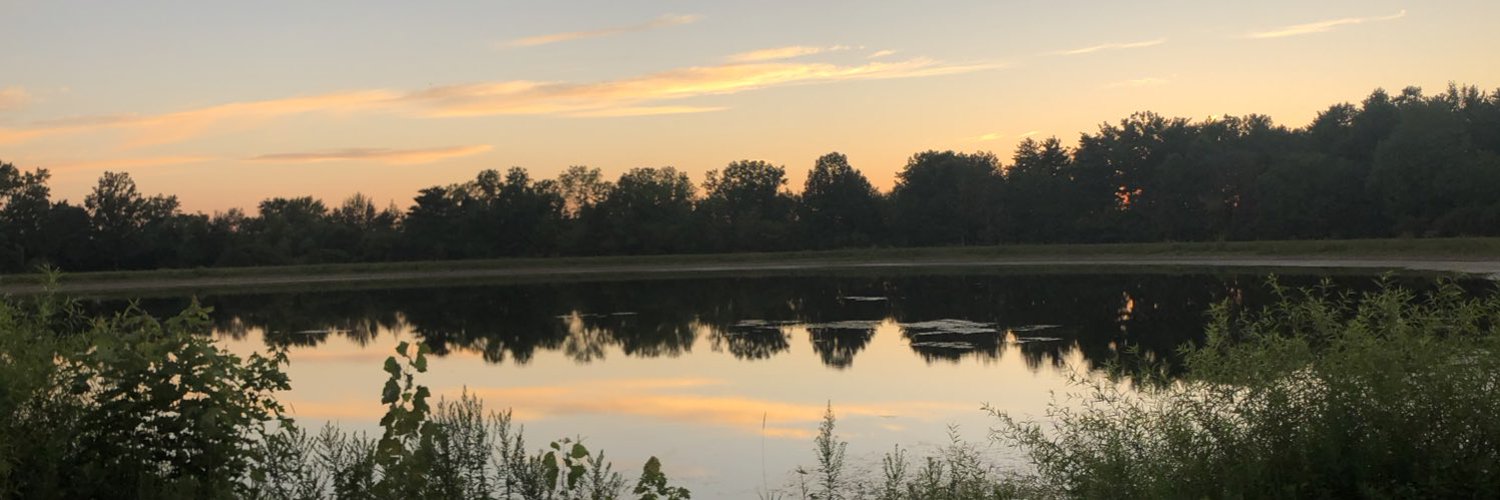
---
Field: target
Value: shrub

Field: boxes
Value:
[994,278,1500,498]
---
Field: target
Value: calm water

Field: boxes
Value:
[87,272,1489,497]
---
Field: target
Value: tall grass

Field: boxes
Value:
[993,277,1500,498]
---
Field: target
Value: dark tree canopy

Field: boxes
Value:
[892,150,1005,246]
[700,160,795,251]
[3,83,1499,273]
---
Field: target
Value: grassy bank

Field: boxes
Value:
[3,238,1500,295]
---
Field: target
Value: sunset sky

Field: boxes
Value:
[4,0,1498,213]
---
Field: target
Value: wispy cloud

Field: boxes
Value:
[0,56,999,145]
[978,132,1001,142]
[566,105,729,118]
[725,45,850,63]
[249,145,492,165]
[1057,38,1166,55]
[502,14,700,48]
[1104,77,1170,88]
[1018,130,1039,138]
[403,58,1003,118]
[0,86,30,111]
[868,50,897,59]
[46,155,213,171]
[0,90,399,146]
[1246,10,1406,39]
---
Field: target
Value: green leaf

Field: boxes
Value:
[381,380,400,404]
[544,451,560,485]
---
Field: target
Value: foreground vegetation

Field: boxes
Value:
[2,277,1499,498]
[4,84,1500,273]
[993,278,1500,498]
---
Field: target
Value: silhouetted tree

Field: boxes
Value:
[1004,138,1079,242]
[595,167,699,254]
[891,150,1005,245]
[83,171,181,269]
[699,160,796,252]
[0,163,54,271]
[799,152,885,248]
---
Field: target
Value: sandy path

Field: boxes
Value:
[3,256,1497,295]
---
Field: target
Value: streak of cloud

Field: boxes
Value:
[1057,38,1165,55]
[46,155,213,171]
[249,145,492,165]
[868,50,897,59]
[0,57,999,145]
[403,58,1004,118]
[1246,10,1407,39]
[725,45,850,63]
[502,14,700,48]
[566,105,729,117]
[1105,77,1170,88]
[1018,130,1039,138]
[0,90,400,146]
[0,86,30,111]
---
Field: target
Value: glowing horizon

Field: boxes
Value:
[3,0,1497,213]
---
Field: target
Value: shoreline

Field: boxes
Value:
[4,252,1498,295]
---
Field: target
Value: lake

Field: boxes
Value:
[82,271,1489,497]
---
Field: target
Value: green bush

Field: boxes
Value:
[0,290,291,498]
[994,278,1500,499]
[0,287,692,499]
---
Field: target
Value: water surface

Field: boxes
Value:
[89,272,1485,497]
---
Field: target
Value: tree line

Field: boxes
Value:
[3,83,1499,273]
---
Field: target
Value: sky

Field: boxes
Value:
[3,0,1498,213]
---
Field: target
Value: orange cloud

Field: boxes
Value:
[1246,10,1406,39]
[1057,38,1166,55]
[249,144,492,165]
[0,86,30,111]
[502,14,700,48]
[566,105,729,117]
[46,155,214,171]
[1104,77,1171,88]
[0,57,997,146]
[0,90,398,147]
[404,58,1002,118]
[726,45,850,63]
[122,90,400,146]
[0,128,56,145]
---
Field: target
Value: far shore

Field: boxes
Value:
[4,239,1500,295]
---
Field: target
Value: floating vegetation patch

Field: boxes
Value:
[910,340,979,350]
[1011,336,1064,344]
[556,311,639,319]
[901,319,999,336]
[1009,324,1062,333]
[730,319,800,330]
[802,320,884,331]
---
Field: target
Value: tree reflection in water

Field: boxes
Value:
[84,273,1479,375]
